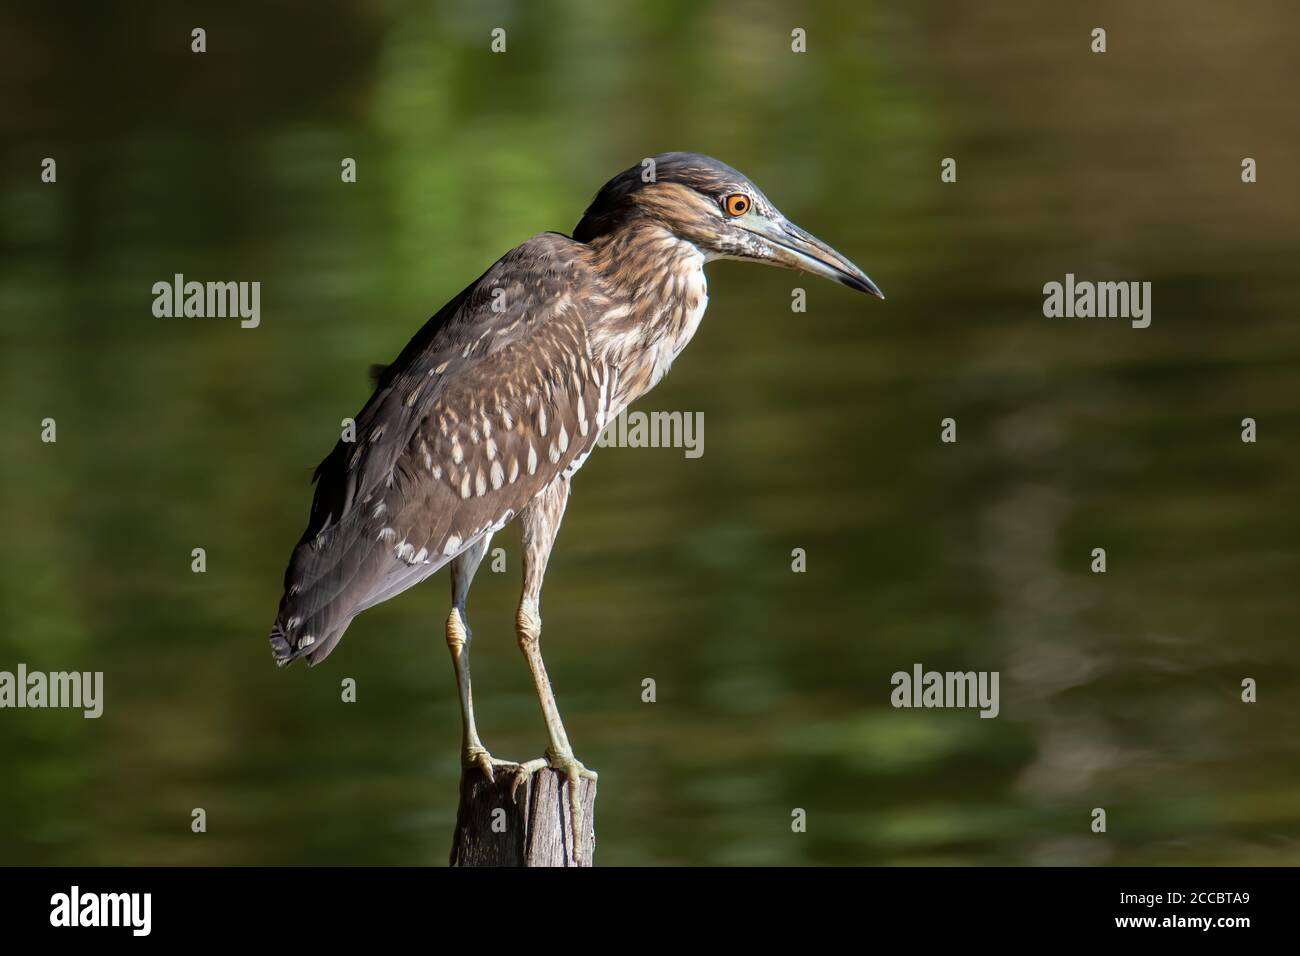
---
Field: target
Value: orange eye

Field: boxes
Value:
[723,193,751,217]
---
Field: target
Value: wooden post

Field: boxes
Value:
[450,764,596,866]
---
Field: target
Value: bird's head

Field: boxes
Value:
[573,151,883,298]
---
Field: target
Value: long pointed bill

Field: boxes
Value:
[744,217,884,298]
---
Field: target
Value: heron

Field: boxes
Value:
[268,152,882,856]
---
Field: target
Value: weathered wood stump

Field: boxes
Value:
[450,765,596,866]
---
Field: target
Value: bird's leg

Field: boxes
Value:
[446,534,512,781]
[517,602,597,856]
[514,478,597,861]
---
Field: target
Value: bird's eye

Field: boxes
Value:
[722,193,751,217]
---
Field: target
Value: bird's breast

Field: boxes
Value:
[597,250,709,411]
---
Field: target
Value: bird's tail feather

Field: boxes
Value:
[269,616,352,667]
[268,515,385,667]
[268,510,454,667]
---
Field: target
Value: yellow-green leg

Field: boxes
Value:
[515,477,597,862]
[445,534,514,780]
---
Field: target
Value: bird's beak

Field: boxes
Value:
[742,216,884,298]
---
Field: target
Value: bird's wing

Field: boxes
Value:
[270,233,612,666]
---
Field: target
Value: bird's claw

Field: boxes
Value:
[546,751,598,783]
[506,758,546,802]
[462,746,519,785]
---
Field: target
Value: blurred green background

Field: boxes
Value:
[1,1,1297,865]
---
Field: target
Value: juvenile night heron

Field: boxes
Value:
[268,152,882,851]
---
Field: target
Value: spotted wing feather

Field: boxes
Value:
[270,234,610,665]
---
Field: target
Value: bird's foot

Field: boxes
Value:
[462,745,520,785]
[545,749,597,863]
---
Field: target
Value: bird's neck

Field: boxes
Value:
[584,223,710,412]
